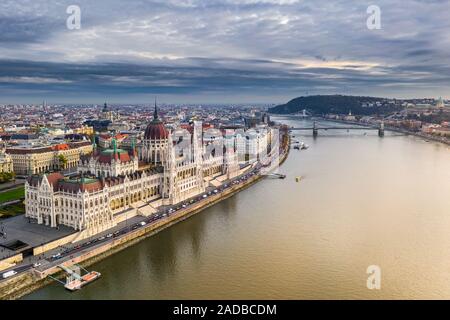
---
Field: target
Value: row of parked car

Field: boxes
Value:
[49,229,124,261]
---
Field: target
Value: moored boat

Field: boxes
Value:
[64,271,101,291]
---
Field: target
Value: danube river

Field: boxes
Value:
[25,117,450,299]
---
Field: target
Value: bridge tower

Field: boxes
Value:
[378,120,385,137]
[313,121,318,137]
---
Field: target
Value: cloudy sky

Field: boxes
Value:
[1,0,449,104]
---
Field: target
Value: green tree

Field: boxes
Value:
[0,172,15,184]
[58,154,68,169]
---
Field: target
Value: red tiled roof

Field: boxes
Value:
[7,141,90,154]
[180,124,194,134]
[96,148,133,164]
[144,122,169,140]
[115,133,128,140]
[7,146,52,154]
[58,180,103,193]
[98,152,131,163]
[52,143,69,151]
[27,172,64,191]
[47,172,64,187]
[28,172,105,193]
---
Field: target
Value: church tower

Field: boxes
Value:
[141,100,169,165]
[193,120,206,192]
[223,129,240,179]
[162,131,178,204]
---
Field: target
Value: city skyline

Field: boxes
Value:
[1,0,450,103]
[1,0,450,304]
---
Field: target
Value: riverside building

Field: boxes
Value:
[7,141,93,175]
[24,105,268,236]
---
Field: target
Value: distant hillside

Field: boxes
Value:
[269,95,401,115]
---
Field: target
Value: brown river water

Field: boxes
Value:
[24,117,450,299]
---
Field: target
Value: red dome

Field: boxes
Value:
[144,122,169,140]
[144,102,169,140]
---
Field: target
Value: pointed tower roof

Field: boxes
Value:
[153,97,159,121]
[144,98,169,140]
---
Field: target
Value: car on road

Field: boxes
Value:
[99,236,106,241]
[2,270,17,279]
[139,221,147,226]
[106,233,113,238]
[33,262,42,268]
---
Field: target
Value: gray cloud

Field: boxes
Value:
[0,0,450,102]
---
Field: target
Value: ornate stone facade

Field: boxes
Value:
[78,139,139,178]
[25,105,249,234]
[7,141,93,175]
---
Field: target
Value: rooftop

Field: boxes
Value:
[0,215,76,259]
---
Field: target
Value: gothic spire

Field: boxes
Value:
[153,97,158,120]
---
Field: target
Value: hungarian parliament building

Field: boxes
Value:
[24,107,275,236]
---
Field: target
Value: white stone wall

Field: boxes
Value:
[25,171,163,232]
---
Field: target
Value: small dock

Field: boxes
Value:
[49,264,101,292]
[65,271,101,291]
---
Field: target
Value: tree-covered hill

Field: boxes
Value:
[269,95,402,115]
